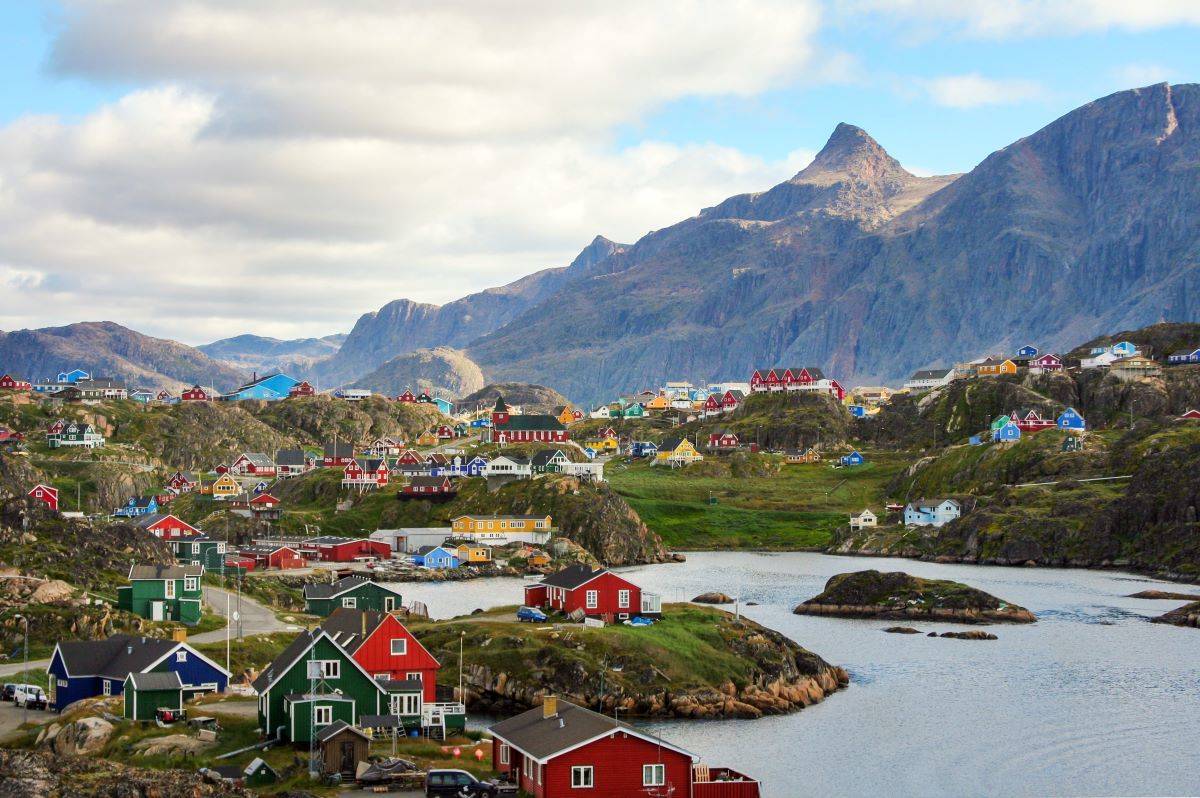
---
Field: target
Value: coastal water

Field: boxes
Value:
[391,552,1200,798]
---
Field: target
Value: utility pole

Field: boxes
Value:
[225,590,230,680]
[458,631,465,705]
[16,615,28,725]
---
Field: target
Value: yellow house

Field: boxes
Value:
[586,437,620,454]
[451,514,554,535]
[527,550,551,568]
[211,473,241,499]
[784,448,821,464]
[454,543,493,563]
[654,437,703,467]
[416,430,439,447]
[977,358,1018,377]
[643,394,670,412]
[555,405,577,426]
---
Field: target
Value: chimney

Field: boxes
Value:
[361,610,367,638]
[172,628,188,643]
[542,696,557,719]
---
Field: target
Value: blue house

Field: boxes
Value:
[847,404,868,418]
[839,450,865,466]
[47,633,229,711]
[1110,341,1138,357]
[1168,348,1200,364]
[629,441,658,458]
[904,498,962,527]
[433,397,454,415]
[1057,407,1087,430]
[582,446,598,460]
[469,418,492,428]
[221,372,298,402]
[993,421,1022,442]
[968,435,982,446]
[114,496,159,518]
[457,455,488,477]
[56,369,90,384]
[412,545,460,569]
[1015,345,1039,358]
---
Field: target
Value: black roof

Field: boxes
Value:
[319,608,387,653]
[538,564,608,590]
[908,368,952,380]
[315,719,369,743]
[127,671,183,691]
[359,714,402,728]
[531,449,565,467]
[55,634,181,679]
[252,629,319,693]
[275,448,307,465]
[409,475,452,488]
[496,414,565,431]
[379,678,422,693]
[493,395,509,412]
[490,699,688,762]
[323,441,354,458]
[303,574,371,599]
[129,564,203,580]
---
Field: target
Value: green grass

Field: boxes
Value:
[193,632,296,677]
[608,452,910,549]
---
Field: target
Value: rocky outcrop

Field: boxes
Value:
[0,749,248,798]
[794,570,1036,624]
[44,716,116,756]
[348,346,486,398]
[1151,600,1200,628]
[938,630,998,640]
[692,592,733,604]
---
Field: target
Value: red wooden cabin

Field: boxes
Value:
[300,536,391,562]
[288,380,316,398]
[402,475,455,497]
[524,565,659,620]
[136,513,202,540]
[708,431,739,450]
[396,389,417,403]
[28,484,59,512]
[181,385,211,401]
[320,608,441,701]
[0,374,32,391]
[238,544,305,570]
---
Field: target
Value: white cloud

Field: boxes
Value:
[841,0,1200,38]
[923,74,1046,108]
[0,0,826,342]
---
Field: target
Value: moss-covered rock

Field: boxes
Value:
[793,570,1035,623]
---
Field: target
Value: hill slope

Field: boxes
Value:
[348,346,485,398]
[198,332,345,371]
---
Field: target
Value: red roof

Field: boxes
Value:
[250,493,280,505]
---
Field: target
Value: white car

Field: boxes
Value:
[12,684,47,710]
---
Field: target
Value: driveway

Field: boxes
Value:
[0,699,55,743]
[195,585,293,643]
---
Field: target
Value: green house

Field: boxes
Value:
[173,538,227,569]
[252,629,389,744]
[622,403,646,418]
[123,671,183,721]
[116,564,205,625]
[989,414,1012,433]
[302,575,404,617]
[531,449,570,475]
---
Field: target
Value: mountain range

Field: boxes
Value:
[3,84,1198,403]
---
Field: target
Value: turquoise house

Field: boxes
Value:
[222,373,298,401]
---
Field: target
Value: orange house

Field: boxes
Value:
[977,358,1018,377]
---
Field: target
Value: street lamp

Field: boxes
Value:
[13,614,28,724]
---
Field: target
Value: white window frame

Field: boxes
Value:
[618,589,630,609]
[586,590,598,609]
[164,580,175,599]
[499,744,510,765]
[390,638,408,656]
[643,764,665,786]
[176,651,187,663]
[406,671,422,683]
[102,680,111,696]
[184,577,198,592]
[524,757,533,779]
[571,765,594,788]
[314,705,333,726]
[319,660,340,679]
[342,597,356,608]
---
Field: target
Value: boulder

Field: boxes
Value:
[132,733,216,757]
[882,626,920,634]
[47,717,114,756]
[692,592,734,604]
[939,630,998,640]
[29,579,75,605]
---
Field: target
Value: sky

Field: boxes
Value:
[0,1,1198,345]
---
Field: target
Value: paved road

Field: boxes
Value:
[0,657,49,678]
[0,700,55,742]
[196,585,294,642]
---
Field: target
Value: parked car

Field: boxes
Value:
[1,683,17,702]
[13,684,47,710]
[424,769,506,797]
[516,606,547,623]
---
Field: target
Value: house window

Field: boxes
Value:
[164,580,175,599]
[499,744,510,765]
[586,590,598,609]
[618,590,630,609]
[643,764,666,786]
[184,577,198,592]
[403,693,420,715]
[390,638,408,656]
[314,705,333,726]
[572,766,594,787]
[102,680,111,696]
[523,757,532,779]
[319,660,340,679]
[176,651,187,663]
[342,597,356,608]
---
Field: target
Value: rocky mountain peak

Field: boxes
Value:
[793,123,911,186]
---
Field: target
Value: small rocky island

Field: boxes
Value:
[1151,600,1200,628]
[419,604,849,719]
[794,570,1036,624]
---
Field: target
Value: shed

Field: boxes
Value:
[123,671,183,721]
[317,719,371,776]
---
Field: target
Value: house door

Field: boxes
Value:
[339,741,356,774]
[151,601,165,621]
[384,596,395,612]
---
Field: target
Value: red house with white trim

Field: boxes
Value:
[165,471,197,493]
[288,380,315,398]
[0,374,32,392]
[1013,410,1056,433]
[402,475,455,498]
[299,536,392,562]
[342,458,390,489]
[708,431,739,450]
[1180,409,1200,420]
[1029,353,1063,374]
[396,389,417,403]
[238,544,305,570]
[181,385,211,401]
[320,608,441,702]
[489,699,760,798]
[28,484,59,512]
[250,492,281,510]
[434,424,455,439]
[394,448,423,466]
[524,565,660,620]
[135,513,201,540]
[229,453,276,476]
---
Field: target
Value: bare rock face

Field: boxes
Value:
[46,716,115,756]
[29,579,75,605]
[132,733,216,757]
[0,749,248,797]
[347,346,486,398]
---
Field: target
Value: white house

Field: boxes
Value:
[562,461,605,482]
[903,368,955,392]
[849,509,877,530]
[904,498,962,527]
[484,455,532,479]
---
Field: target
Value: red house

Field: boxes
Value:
[286,380,314,398]
[396,389,417,403]
[342,458,390,489]
[165,471,197,493]
[402,475,456,498]
[597,427,618,440]
[722,389,745,411]
[702,394,722,417]
[394,448,423,466]
[181,385,211,401]
[28,484,59,512]
[434,424,455,439]
[708,431,739,450]
[320,608,441,701]
[1030,353,1063,373]
[229,453,276,476]
[0,426,25,445]
[524,565,661,620]
[322,441,355,468]
[491,396,569,444]
[489,699,759,798]
[1014,410,1056,433]
[238,544,305,570]
[156,390,173,402]
[250,492,281,510]
[1179,409,1200,420]
[300,536,391,562]
[135,513,202,540]
[46,419,67,436]
[0,374,32,392]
